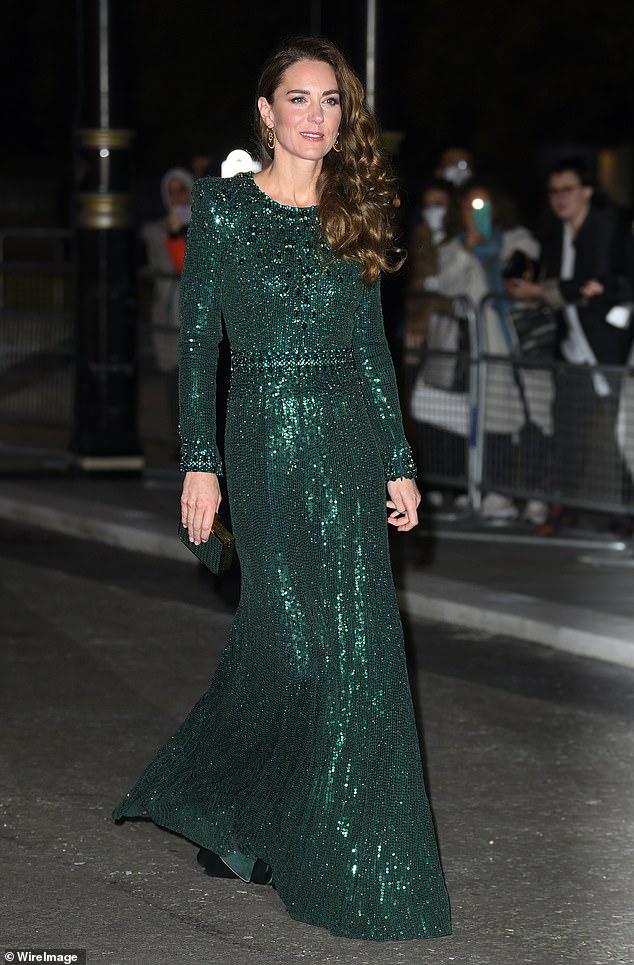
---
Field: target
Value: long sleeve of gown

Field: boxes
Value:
[352,281,417,480]
[178,179,225,474]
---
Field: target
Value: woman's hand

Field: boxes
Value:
[386,477,422,532]
[181,472,221,545]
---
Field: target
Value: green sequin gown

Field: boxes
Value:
[113,173,451,941]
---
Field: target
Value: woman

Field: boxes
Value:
[459,181,539,291]
[113,37,451,942]
[457,180,550,521]
[404,181,488,504]
[403,178,456,359]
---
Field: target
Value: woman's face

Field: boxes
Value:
[258,59,342,163]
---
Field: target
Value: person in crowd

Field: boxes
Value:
[506,156,634,534]
[457,179,548,522]
[404,180,487,506]
[459,180,540,294]
[403,179,455,356]
[141,168,193,450]
[113,36,451,942]
[435,146,474,189]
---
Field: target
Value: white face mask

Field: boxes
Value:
[442,162,472,187]
[422,205,447,234]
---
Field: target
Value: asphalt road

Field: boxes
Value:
[1,521,633,965]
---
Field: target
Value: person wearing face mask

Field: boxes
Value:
[141,167,194,452]
[421,190,449,244]
[455,179,549,522]
[163,170,193,274]
[403,181,453,365]
[404,181,489,505]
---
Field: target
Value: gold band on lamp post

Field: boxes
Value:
[74,454,145,472]
[78,127,134,149]
[78,192,132,229]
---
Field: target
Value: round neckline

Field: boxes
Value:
[245,172,318,213]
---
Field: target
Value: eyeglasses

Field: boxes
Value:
[548,184,583,197]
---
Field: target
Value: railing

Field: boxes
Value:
[3,239,634,524]
[0,243,180,465]
[403,292,481,508]
[406,289,634,519]
[0,229,75,429]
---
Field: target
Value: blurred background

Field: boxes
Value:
[4,0,634,226]
[1,0,634,475]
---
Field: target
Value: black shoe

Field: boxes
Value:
[197,848,236,878]
[250,859,275,885]
[196,848,273,886]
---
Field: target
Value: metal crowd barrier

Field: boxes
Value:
[479,293,634,516]
[0,229,74,429]
[405,289,634,519]
[0,247,181,461]
[404,292,480,509]
[3,238,634,518]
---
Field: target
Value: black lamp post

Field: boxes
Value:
[72,0,143,472]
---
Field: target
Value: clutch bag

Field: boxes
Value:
[178,515,235,575]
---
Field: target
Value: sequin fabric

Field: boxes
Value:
[113,173,451,941]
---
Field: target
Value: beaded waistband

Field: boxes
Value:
[231,347,355,375]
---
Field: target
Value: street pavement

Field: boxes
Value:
[2,468,634,670]
[1,521,633,964]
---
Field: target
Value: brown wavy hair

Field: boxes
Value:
[254,36,405,286]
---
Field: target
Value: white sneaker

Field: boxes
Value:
[481,492,519,519]
[523,499,548,526]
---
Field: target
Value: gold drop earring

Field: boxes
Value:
[333,132,342,153]
[267,128,276,150]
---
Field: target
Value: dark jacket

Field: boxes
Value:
[541,205,634,364]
